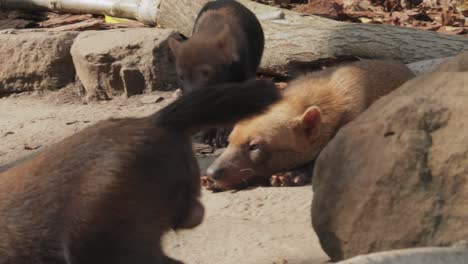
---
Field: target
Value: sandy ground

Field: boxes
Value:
[0,88,328,264]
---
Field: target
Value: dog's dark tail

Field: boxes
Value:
[152,79,280,131]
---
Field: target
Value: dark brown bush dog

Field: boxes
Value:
[168,0,264,93]
[168,0,265,147]
[0,79,280,264]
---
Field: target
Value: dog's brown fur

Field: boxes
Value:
[168,0,265,148]
[0,79,280,263]
[206,60,415,190]
[168,0,264,93]
[0,119,200,264]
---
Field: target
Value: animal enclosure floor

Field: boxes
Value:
[0,89,328,264]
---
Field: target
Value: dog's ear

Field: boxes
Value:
[298,106,322,138]
[216,24,239,62]
[168,37,183,57]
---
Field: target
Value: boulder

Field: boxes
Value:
[71,28,180,100]
[0,29,78,95]
[312,53,468,261]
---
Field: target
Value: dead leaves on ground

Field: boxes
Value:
[264,0,467,36]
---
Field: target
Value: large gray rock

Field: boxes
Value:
[0,29,78,95]
[312,53,468,261]
[71,28,180,100]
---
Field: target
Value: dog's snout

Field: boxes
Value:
[206,166,225,181]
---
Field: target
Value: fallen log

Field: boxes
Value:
[156,0,468,77]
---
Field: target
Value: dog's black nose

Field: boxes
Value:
[206,166,225,181]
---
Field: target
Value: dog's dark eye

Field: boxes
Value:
[201,70,211,78]
[200,69,212,79]
[249,143,260,151]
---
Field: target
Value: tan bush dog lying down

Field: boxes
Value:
[0,79,279,264]
[168,0,264,147]
[204,60,415,191]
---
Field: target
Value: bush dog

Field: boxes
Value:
[0,79,279,263]
[168,0,264,93]
[168,0,265,147]
[205,60,415,191]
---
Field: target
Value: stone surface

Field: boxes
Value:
[312,53,468,261]
[406,51,468,75]
[432,51,468,72]
[0,29,78,95]
[336,243,468,264]
[71,28,180,100]
[406,57,449,75]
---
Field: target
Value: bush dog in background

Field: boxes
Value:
[168,0,265,147]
